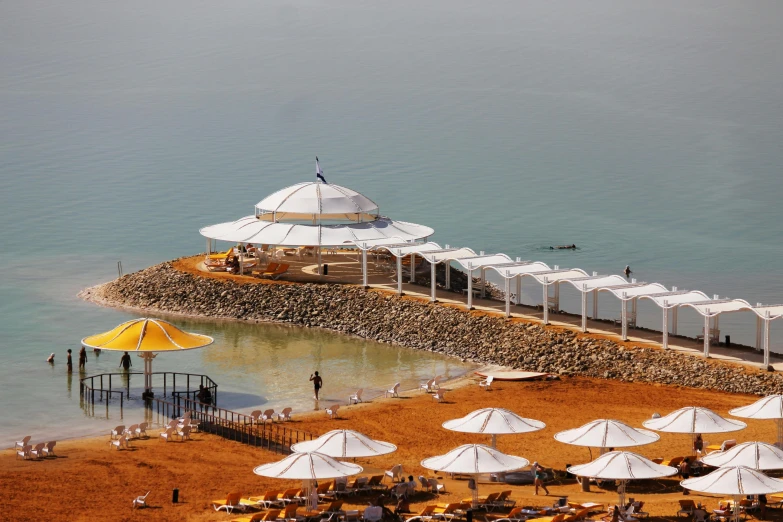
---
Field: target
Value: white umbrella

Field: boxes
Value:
[701,442,783,470]
[253,451,363,510]
[421,444,528,507]
[567,451,678,506]
[554,419,660,453]
[442,408,546,448]
[730,395,783,447]
[643,407,746,454]
[682,466,783,522]
[290,429,397,459]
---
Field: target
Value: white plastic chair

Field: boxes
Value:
[277,407,293,421]
[109,436,129,450]
[15,435,31,449]
[159,427,175,442]
[177,425,191,441]
[385,464,404,483]
[125,424,139,439]
[110,425,125,439]
[135,423,148,438]
[16,444,32,460]
[248,410,263,425]
[30,442,46,459]
[432,389,446,402]
[420,379,435,393]
[385,383,400,398]
[428,478,445,493]
[326,404,340,419]
[418,476,431,492]
[261,409,275,423]
[432,375,444,390]
[42,440,56,457]
[479,376,494,391]
[132,491,150,508]
[349,389,363,404]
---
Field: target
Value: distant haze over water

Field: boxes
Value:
[2,0,783,440]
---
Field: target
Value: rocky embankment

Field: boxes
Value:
[81,261,783,396]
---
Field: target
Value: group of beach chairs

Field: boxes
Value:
[203,247,291,280]
[247,408,294,425]
[107,421,150,450]
[15,435,56,460]
[421,375,447,402]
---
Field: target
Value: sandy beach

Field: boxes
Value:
[3,375,776,522]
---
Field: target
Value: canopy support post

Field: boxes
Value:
[480,268,486,298]
[504,277,511,318]
[516,276,522,306]
[467,268,474,310]
[206,238,210,254]
[672,307,679,335]
[756,316,763,351]
[703,311,711,357]
[445,261,451,290]
[490,434,497,448]
[777,418,782,448]
[542,282,549,325]
[430,262,437,303]
[592,289,598,319]
[581,285,587,332]
[397,256,404,296]
[764,313,771,368]
[317,248,322,280]
[553,282,560,311]
[410,253,416,283]
[618,480,627,508]
[662,301,669,350]
[362,249,368,288]
[139,352,157,396]
[621,293,628,341]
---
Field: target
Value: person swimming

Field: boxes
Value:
[624,265,632,278]
[550,244,577,250]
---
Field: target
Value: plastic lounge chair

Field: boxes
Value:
[132,491,150,509]
[110,425,125,439]
[276,488,302,505]
[41,440,56,457]
[365,475,384,491]
[326,404,340,419]
[249,490,284,509]
[125,424,139,439]
[430,502,461,521]
[213,492,247,514]
[348,389,363,404]
[254,262,280,276]
[677,500,696,518]
[260,263,290,280]
[277,407,293,421]
[385,383,400,398]
[428,478,445,493]
[15,435,31,449]
[207,248,234,261]
[491,490,515,509]
[29,442,46,459]
[135,423,148,438]
[420,379,435,393]
[385,464,404,483]
[109,436,129,450]
[315,481,334,499]
[537,514,566,522]
[159,427,175,442]
[486,507,526,522]
[479,376,494,390]
[261,409,275,423]
[16,444,32,460]
[432,389,446,402]
[662,456,684,467]
[631,502,648,519]
[405,505,436,522]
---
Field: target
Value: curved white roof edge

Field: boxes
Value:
[485,261,551,278]
[255,181,379,216]
[453,253,514,270]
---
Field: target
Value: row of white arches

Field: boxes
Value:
[353,238,783,367]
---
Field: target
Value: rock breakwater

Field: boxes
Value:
[81,261,783,396]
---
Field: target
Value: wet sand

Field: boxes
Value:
[2,376,776,522]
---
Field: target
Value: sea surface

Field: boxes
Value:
[2,0,783,442]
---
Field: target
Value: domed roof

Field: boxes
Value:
[256,182,379,219]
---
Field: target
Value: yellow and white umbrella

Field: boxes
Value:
[81,318,214,396]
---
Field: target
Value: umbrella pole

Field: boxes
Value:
[618,480,626,507]
[141,352,157,397]
[733,494,740,522]
[491,434,497,449]
[472,474,479,508]
[778,419,783,448]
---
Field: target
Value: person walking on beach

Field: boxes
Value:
[532,462,549,495]
[78,346,87,370]
[310,371,323,400]
[119,351,132,371]
[66,349,73,373]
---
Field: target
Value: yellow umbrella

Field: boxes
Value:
[81,318,214,397]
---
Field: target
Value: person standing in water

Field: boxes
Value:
[624,265,632,278]
[119,351,132,371]
[78,346,87,370]
[310,371,323,400]
[66,349,73,373]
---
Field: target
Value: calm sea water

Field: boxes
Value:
[2,0,783,441]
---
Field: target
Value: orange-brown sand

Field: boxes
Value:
[3,376,779,522]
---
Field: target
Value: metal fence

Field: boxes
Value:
[80,371,218,408]
[151,396,315,454]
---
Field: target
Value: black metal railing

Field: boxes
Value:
[80,371,218,409]
[151,396,314,454]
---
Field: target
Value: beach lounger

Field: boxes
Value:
[432,389,446,402]
[15,435,31,449]
[16,444,32,460]
[110,425,125,439]
[536,513,566,522]
[277,407,293,422]
[365,475,385,491]
[430,502,462,521]
[132,491,150,509]
[109,436,129,450]
[464,492,500,506]
[490,490,515,510]
[276,488,303,505]
[259,263,290,280]
[159,427,175,442]
[249,490,284,509]
[261,409,275,423]
[568,502,604,514]
[326,404,340,419]
[479,376,494,391]
[386,383,400,398]
[29,442,46,459]
[316,481,334,499]
[207,248,234,261]
[213,492,247,514]
[405,505,437,522]
[661,456,684,467]
[385,464,404,483]
[348,389,363,404]
[41,440,56,457]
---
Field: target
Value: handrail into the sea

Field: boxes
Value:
[79,371,218,408]
[151,396,314,453]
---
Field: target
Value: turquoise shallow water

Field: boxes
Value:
[2,0,783,441]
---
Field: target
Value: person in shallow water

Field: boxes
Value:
[310,371,323,400]
[119,351,132,371]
